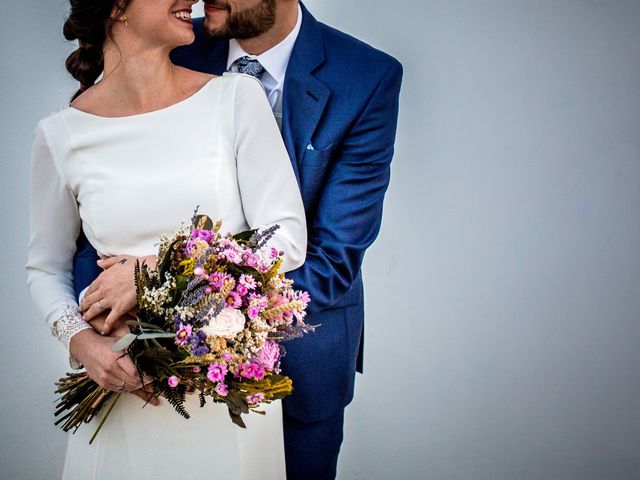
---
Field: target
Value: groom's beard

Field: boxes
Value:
[202,0,277,39]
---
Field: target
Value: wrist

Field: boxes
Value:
[142,255,157,269]
[68,328,98,358]
[68,328,100,369]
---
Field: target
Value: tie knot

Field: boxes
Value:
[236,56,266,79]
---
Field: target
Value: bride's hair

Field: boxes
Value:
[63,0,129,101]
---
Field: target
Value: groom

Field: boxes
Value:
[74,1,402,478]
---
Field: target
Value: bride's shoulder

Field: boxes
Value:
[175,67,218,90]
[188,71,265,103]
[34,108,71,137]
[182,70,262,93]
[221,72,267,101]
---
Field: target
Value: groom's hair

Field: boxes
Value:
[63,0,130,101]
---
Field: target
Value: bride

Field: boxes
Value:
[26,0,306,478]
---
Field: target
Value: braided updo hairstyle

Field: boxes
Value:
[63,0,129,100]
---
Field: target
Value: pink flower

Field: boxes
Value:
[236,362,265,380]
[236,284,249,297]
[193,266,205,277]
[267,294,287,325]
[207,363,228,383]
[175,323,192,346]
[246,393,265,404]
[222,352,233,362]
[167,376,180,388]
[185,229,214,255]
[209,272,224,290]
[225,291,242,308]
[239,274,256,289]
[249,293,269,309]
[243,253,259,268]
[191,228,214,243]
[296,291,311,305]
[251,340,280,371]
[247,307,260,320]
[215,382,228,397]
[193,366,201,373]
[221,248,241,264]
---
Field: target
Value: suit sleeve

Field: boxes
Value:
[288,61,403,313]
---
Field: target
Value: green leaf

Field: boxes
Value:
[137,332,176,340]
[232,229,256,242]
[159,238,182,277]
[225,391,250,416]
[125,319,164,330]
[228,410,247,428]
[111,333,137,352]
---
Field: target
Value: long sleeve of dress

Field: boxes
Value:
[26,123,91,366]
[233,75,307,272]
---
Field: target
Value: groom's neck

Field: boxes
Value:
[236,1,299,56]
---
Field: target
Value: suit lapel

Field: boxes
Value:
[282,4,330,169]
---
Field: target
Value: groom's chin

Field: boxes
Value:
[202,7,230,38]
[202,19,230,39]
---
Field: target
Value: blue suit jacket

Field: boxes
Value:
[74,4,402,422]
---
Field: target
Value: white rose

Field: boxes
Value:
[202,307,246,339]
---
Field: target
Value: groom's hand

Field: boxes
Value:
[80,254,156,335]
[81,310,160,406]
[70,320,160,406]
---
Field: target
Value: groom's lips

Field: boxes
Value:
[204,2,228,13]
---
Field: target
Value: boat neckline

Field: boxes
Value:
[66,74,227,120]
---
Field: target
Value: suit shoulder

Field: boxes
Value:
[317,22,402,76]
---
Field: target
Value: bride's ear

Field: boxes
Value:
[110,1,128,23]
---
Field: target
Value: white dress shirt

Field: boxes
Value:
[227,3,303,122]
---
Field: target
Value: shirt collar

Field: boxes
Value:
[226,3,303,86]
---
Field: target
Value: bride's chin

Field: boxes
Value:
[167,33,196,49]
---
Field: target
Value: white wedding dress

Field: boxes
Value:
[26,73,307,480]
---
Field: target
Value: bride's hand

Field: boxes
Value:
[80,254,157,335]
[86,310,133,340]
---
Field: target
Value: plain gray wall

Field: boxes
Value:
[2,1,639,479]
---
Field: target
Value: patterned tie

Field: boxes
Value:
[236,56,266,80]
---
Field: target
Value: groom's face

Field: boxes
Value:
[202,0,277,39]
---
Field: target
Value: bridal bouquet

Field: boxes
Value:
[55,211,313,443]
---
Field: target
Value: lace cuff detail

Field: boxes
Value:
[51,306,92,369]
